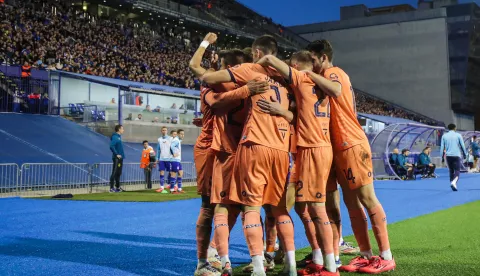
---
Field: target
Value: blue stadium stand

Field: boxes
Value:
[0,113,194,164]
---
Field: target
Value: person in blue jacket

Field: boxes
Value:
[109,124,125,193]
[417,147,437,178]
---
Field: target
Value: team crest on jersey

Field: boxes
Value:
[329,73,339,81]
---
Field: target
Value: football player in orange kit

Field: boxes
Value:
[305,40,396,274]
[202,35,297,276]
[189,33,270,276]
[256,51,338,275]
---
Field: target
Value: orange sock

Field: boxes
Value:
[243,210,264,256]
[197,207,214,259]
[367,204,390,252]
[213,213,230,257]
[348,208,371,252]
[295,204,319,250]
[309,205,334,255]
[272,208,295,252]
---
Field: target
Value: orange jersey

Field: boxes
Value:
[195,86,215,149]
[209,82,248,153]
[227,63,291,152]
[324,67,367,151]
[289,67,331,147]
[140,146,154,168]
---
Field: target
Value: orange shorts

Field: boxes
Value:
[194,147,215,196]
[326,165,338,192]
[295,146,333,203]
[230,143,289,207]
[334,141,374,190]
[211,151,237,204]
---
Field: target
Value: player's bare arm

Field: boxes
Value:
[205,79,269,108]
[188,32,217,78]
[257,95,295,123]
[304,70,342,98]
[256,55,290,80]
[200,69,231,84]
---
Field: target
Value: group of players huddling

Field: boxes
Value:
[189,32,396,276]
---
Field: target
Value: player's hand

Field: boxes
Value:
[257,96,284,116]
[192,117,203,127]
[116,155,122,159]
[203,32,218,44]
[247,79,269,96]
[255,55,273,67]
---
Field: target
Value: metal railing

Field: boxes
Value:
[0,162,197,198]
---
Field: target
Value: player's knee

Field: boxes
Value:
[357,185,380,209]
[244,205,261,213]
[214,204,229,215]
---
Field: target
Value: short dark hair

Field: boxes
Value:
[142,140,148,144]
[170,130,177,134]
[161,126,167,130]
[177,129,184,133]
[291,50,315,66]
[448,124,456,130]
[252,35,278,56]
[402,149,409,154]
[219,49,244,67]
[242,47,253,63]
[473,135,477,139]
[423,147,431,152]
[306,39,333,61]
[114,124,123,132]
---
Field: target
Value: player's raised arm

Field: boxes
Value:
[304,70,342,98]
[200,69,232,84]
[205,79,269,108]
[256,54,290,81]
[189,33,218,78]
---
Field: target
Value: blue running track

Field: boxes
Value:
[0,169,479,276]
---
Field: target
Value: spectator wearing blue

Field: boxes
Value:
[396,149,414,180]
[471,135,479,171]
[440,124,467,191]
[109,124,125,193]
[417,147,437,178]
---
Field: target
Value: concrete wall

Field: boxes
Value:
[298,17,455,125]
[102,121,201,145]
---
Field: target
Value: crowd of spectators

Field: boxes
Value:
[356,92,440,126]
[0,0,441,125]
[0,0,208,90]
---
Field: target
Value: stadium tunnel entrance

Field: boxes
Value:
[371,123,445,180]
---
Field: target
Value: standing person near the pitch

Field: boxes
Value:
[156,126,172,193]
[169,129,184,193]
[304,40,395,273]
[440,124,467,191]
[189,33,271,276]
[140,140,156,189]
[202,35,297,276]
[109,124,125,193]
[471,135,480,171]
[256,51,338,275]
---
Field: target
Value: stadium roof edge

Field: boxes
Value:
[289,7,447,34]
[55,71,200,98]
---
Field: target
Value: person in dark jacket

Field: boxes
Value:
[417,147,436,178]
[396,149,414,179]
[109,124,125,192]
